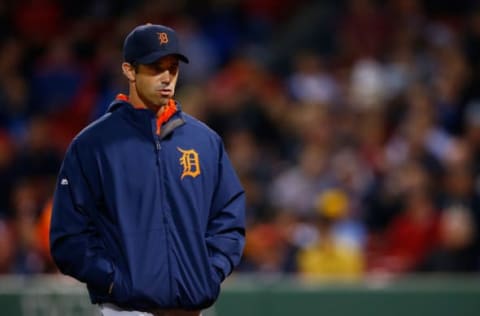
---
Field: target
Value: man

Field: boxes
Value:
[49,24,246,316]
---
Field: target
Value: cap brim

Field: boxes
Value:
[135,51,189,64]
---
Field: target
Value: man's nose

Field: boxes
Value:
[159,70,171,83]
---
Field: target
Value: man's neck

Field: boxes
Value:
[129,94,167,117]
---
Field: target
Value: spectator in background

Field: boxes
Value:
[289,104,333,154]
[89,26,128,121]
[224,129,273,222]
[367,162,440,274]
[0,132,15,217]
[463,8,480,101]
[30,37,86,114]
[297,189,364,280]
[0,218,13,275]
[10,179,46,274]
[173,16,220,84]
[35,199,55,272]
[356,108,387,175]
[0,219,14,273]
[205,56,281,145]
[13,0,63,46]
[420,206,479,272]
[348,58,388,110]
[463,100,480,176]
[240,221,290,273]
[337,0,392,62]
[330,146,374,220]
[270,143,335,217]
[385,84,447,176]
[431,42,470,136]
[287,52,339,105]
[0,38,30,137]
[435,140,480,268]
[13,116,61,181]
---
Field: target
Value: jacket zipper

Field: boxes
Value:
[154,126,173,303]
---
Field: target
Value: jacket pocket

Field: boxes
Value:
[88,261,129,305]
[169,244,220,309]
[85,255,115,302]
[122,229,171,308]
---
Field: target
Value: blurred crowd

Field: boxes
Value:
[1,0,480,280]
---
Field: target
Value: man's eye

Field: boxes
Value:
[145,63,178,74]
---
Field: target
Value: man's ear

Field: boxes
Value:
[122,62,136,82]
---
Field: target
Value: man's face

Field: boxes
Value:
[132,55,180,109]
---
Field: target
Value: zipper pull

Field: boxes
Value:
[156,141,161,151]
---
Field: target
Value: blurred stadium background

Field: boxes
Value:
[1,0,480,315]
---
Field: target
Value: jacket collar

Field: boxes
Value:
[107,94,185,139]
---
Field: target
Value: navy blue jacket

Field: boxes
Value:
[50,98,246,311]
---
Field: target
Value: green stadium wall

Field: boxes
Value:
[0,275,479,316]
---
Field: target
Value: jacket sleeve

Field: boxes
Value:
[49,142,114,296]
[206,142,246,282]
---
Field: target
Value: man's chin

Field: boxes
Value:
[150,98,170,108]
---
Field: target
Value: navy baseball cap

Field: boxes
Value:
[123,24,189,64]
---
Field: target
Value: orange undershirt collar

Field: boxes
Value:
[116,93,177,135]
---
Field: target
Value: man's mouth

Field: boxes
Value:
[157,88,171,96]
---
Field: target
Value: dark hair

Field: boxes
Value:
[131,62,139,73]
